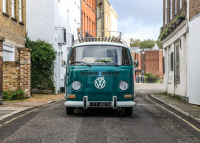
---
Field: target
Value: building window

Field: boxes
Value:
[168,46,172,81]
[19,0,22,22]
[3,0,6,13]
[180,0,182,9]
[170,0,172,20]
[11,0,16,18]
[106,14,108,29]
[175,0,177,15]
[175,41,180,83]
[165,0,168,25]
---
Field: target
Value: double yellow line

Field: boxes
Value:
[146,96,200,133]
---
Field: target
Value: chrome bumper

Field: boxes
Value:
[64,96,136,109]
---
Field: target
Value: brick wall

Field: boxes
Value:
[0,0,26,46]
[3,62,20,92]
[18,48,32,96]
[2,48,32,97]
[82,0,96,37]
[132,50,164,79]
[145,50,164,79]
[189,0,200,20]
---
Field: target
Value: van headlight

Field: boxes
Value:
[72,81,81,91]
[119,81,128,91]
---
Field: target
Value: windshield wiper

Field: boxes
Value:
[95,60,119,67]
[70,61,91,67]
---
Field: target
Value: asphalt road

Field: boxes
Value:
[1,93,200,143]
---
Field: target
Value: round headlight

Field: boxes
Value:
[119,81,129,91]
[72,81,81,91]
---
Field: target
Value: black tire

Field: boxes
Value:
[125,107,133,116]
[66,107,74,115]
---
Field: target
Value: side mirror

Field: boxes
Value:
[134,60,139,67]
[67,47,72,50]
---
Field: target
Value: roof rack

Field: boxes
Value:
[72,31,128,47]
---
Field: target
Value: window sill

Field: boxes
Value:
[19,22,24,26]
[11,17,17,22]
[3,12,9,17]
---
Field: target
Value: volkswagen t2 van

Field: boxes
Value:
[64,37,136,116]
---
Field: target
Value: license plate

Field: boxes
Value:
[89,102,112,107]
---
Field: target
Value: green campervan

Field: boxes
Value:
[64,35,136,115]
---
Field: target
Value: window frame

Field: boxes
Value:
[170,0,172,20]
[19,0,22,22]
[165,0,168,25]
[174,41,180,83]
[3,0,6,13]
[180,0,182,9]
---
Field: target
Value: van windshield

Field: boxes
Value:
[68,46,132,66]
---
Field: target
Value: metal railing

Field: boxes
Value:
[72,31,128,47]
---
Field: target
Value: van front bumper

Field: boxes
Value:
[64,96,136,109]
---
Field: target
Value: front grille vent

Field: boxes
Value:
[101,72,119,76]
[81,72,99,76]
[81,71,119,76]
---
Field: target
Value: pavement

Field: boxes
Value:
[1,83,200,125]
[135,83,200,123]
[0,93,65,121]
[152,94,200,123]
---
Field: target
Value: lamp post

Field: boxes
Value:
[142,49,145,83]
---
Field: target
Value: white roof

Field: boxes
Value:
[152,42,159,50]
[73,41,128,48]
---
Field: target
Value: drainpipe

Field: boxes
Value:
[0,37,5,105]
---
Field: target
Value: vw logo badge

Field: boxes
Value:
[94,77,106,89]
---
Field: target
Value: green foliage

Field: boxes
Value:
[144,72,155,78]
[26,36,56,92]
[130,39,163,49]
[159,15,184,41]
[3,89,26,101]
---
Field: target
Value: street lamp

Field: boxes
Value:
[142,49,145,83]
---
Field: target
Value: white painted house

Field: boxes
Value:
[27,0,81,94]
[110,6,118,37]
[162,0,200,105]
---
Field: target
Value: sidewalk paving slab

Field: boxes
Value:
[151,94,200,123]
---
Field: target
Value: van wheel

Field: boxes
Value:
[126,107,133,116]
[66,107,74,115]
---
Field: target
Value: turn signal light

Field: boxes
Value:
[67,94,76,99]
[124,95,132,99]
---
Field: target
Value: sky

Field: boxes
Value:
[109,0,163,41]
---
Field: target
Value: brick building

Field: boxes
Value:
[0,0,31,96]
[81,0,96,37]
[131,45,163,79]
[96,0,111,37]
[162,0,200,105]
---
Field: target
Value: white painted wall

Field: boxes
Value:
[163,22,188,97]
[110,6,118,37]
[27,0,80,94]
[26,0,54,44]
[188,16,200,105]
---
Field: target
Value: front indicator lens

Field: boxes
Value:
[119,81,129,91]
[72,81,81,91]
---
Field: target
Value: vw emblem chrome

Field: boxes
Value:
[94,77,106,89]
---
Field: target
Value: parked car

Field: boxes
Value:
[64,36,137,116]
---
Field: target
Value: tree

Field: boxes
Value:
[130,38,163,49]
[130,39,141,47]
[26,36,56,92]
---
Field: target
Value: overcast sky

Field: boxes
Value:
[109,0,163,41]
